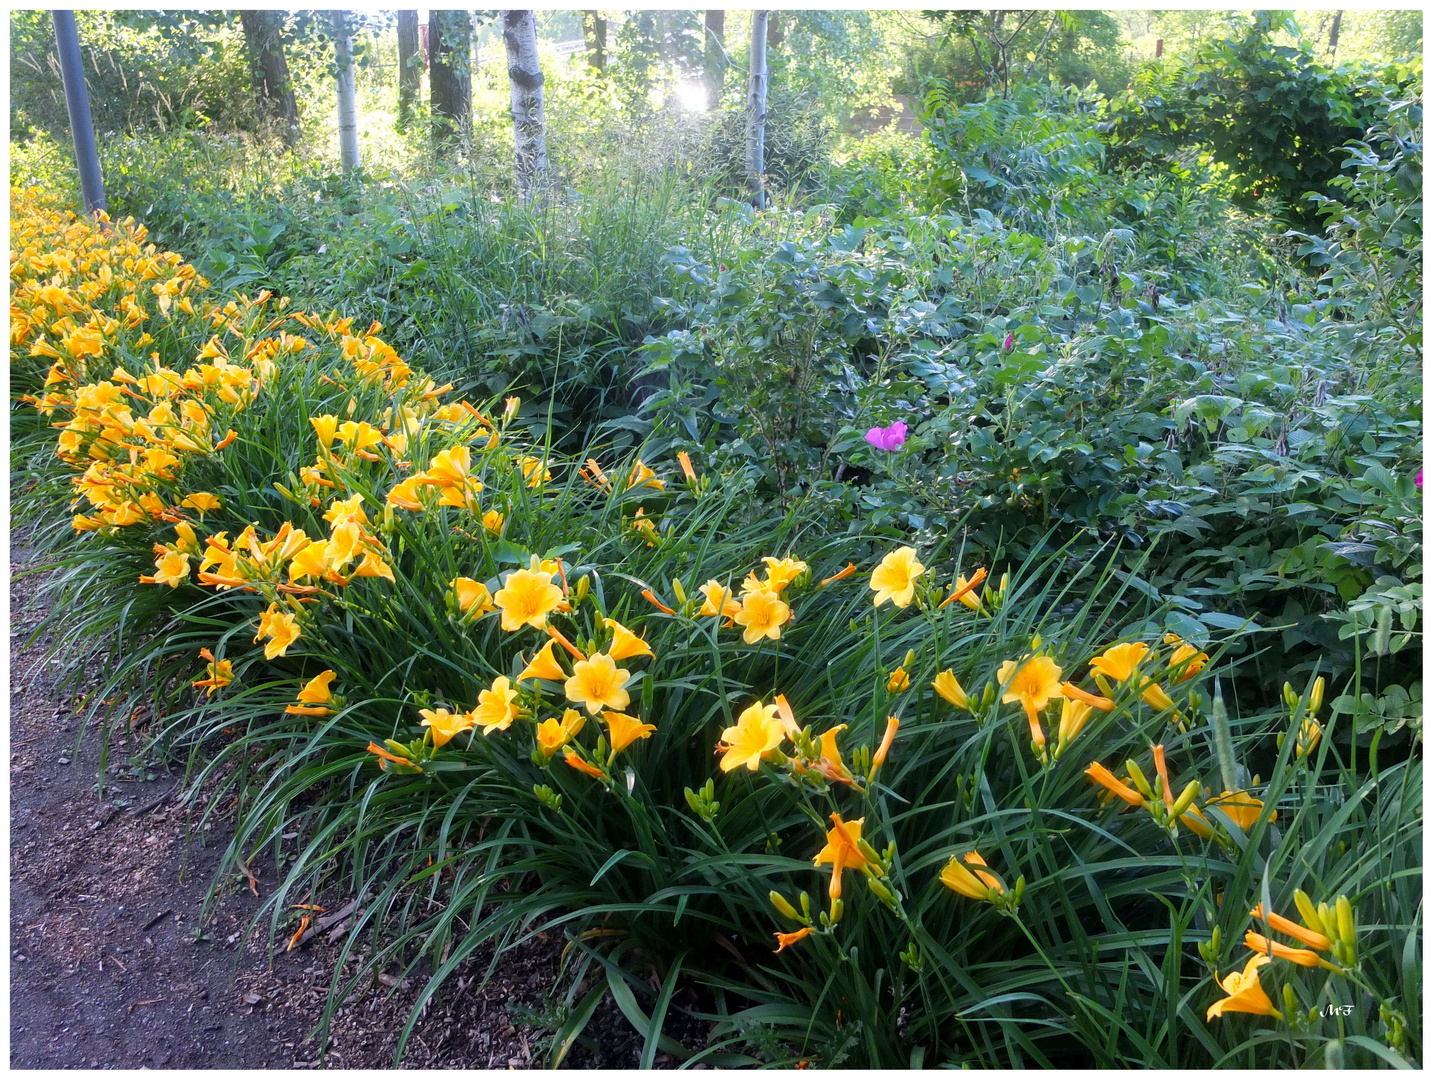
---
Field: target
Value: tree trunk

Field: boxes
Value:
[1327,10,1343,58]
[239,10,300,146]
[766,10,784,51]
[502,10,548,200]
[429,9,472,144]
[581,10,606,72]
[747,10,768,211]
[396,10,421,131]
[704,10,724,105]
[331,11,359,173]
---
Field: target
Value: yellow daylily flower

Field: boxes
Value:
[191,647,233,695]
[474,675,520,734]
[602,710,656,753]
[718,700,786,772]
[423,445,473,487]
[812,813,872,900]
[940,850,1004,901]
[182,491,221,514]
[886,667,911,693]
[535,709,586,760]
[603,617,654,661]
[733,588,790,644]
[997,654,1063,749]
[140,550,190,587]
[517,640,567,683]
[869,546,925,608]
[494,566,563,631]
[698,580,742,621]
[254,603,300,659]
[1208,790,1274,830]
[287,670,338,716]
[420,706,475,749]
[760,555,808,594]
[1164,634,1209,682]
[628,459,665,491]
[482,508,505,536]
[517,455,551,488]
[932,669,969,710]
[1206,954,1281,1022]
[451,577,496,621]
[1089,641,1149,683]
[565,652,632,715]
[310,414,339,449]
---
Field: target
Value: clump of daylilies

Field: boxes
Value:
[1202,887,1361,1027]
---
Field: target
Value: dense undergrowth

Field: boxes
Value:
[9,71,1421,1069]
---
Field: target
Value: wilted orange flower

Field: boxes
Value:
[773,927,812,952]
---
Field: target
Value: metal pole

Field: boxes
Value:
[51,10,106,216]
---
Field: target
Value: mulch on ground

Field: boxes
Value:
[10,540,718,1068]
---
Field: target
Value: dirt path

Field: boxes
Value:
[9,541,703,1068]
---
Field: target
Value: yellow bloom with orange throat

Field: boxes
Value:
[473,675,520,734]
[494,565,563,631]
[718,700,787,772]
[869,546,925,608]
[733,588,790,644]
[255,603,301,659]
[565,652,632,715]
[997,654,1063,749]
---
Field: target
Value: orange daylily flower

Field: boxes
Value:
[773,927,812,952]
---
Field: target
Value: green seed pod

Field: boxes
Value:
[770,891,800,921]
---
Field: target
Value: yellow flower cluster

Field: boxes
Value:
[698,554,807,644]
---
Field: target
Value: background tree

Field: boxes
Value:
[429,9,473,143]
[238,10,300,146]
[331,10,359,172]
[396,10,421,132]
[747,9,768,210]
[581,10,606,73]
[502,9,547,199]
[704,10,725,105]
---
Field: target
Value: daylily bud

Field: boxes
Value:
[1283,682,1300,711]
[574,574,590,604]
[829,897,844,925]
[1030,633,1042,650]
[866,877,899,909]
[1125,759,1155,800]
[902,648,916,669]
[1336,895,1356,958]
[770,891,800,921]
[1170,779,1201,818]
[671,577,687,604]
[1293,889,1327,938]
[1309,676,1325,715]
[1283,984,1299,1019]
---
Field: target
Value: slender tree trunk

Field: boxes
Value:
[502,10,548,200]
[581,10,606,72]
[704,10,724,106]
[51,11,106,215]
[429,9,472,144]
[1327,10,1343,58]
[239,10,300,146]
[766,10,784,51]
[331,11,359,173]
[396,10,421,131]
[747,10,768,211]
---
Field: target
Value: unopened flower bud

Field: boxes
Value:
[770,891,800,921]
[1336,895,1356,956]
[574,575,590,604]
[671,578,687,605]
[902,648,916,669]
[1309,676,1325,715]
[1125,760,1155,800]
[1170,779,1201,818]
[1294,889,1327,938]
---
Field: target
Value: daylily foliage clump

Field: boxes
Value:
[10,190,1418,1069]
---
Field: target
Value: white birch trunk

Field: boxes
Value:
[502,10,548,201]
[332,11,360,173]
[747,10,768,211]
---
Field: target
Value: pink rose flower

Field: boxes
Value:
[864,421,908,452]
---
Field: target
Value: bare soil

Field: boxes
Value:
[10,541,716,1068]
